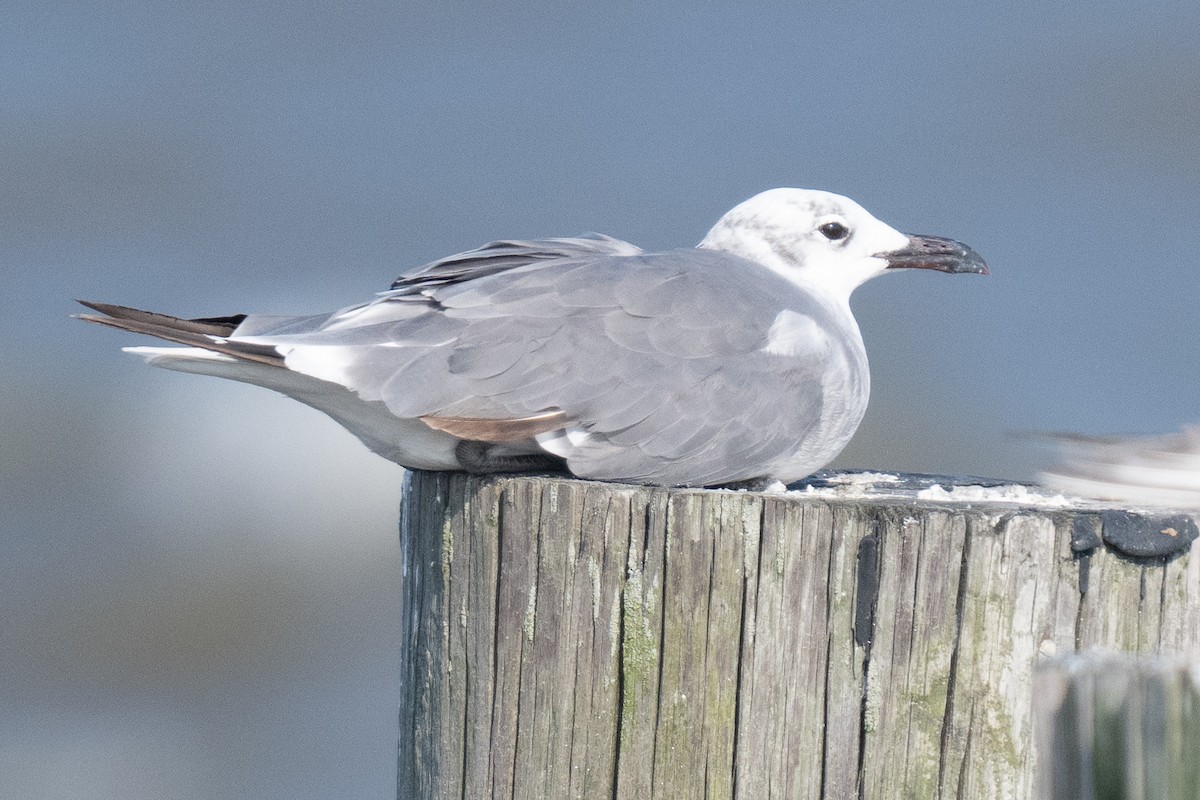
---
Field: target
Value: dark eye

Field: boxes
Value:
[819,221,850,241]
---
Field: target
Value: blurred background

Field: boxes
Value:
[4,2,1198,797]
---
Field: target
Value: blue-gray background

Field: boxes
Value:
[5,3,1198,797]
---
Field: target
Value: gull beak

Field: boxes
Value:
[882,235,989,275]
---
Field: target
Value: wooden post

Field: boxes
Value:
[1034,654,1200,800]
[396,471,1200,800]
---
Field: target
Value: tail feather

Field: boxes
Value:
[75,300,284,367]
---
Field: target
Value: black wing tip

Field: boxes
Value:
[74,299,157,320]
[74,300,284,366]
[75,299,120,315]
[72,300,248,337]
[73,309,127,327]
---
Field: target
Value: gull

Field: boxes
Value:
[1040,426,1200,509]
[78,188,988,487]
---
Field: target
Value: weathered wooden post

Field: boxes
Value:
[396,470,1200,799]
[1034,654,1200,800]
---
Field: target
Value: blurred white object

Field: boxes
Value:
[1039,426,1200,509]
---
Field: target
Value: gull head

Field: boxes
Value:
[699,188,988,300]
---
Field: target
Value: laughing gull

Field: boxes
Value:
[79,188,987,487]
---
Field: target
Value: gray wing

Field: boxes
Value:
[390,233,643,290]
[235,248,847,485]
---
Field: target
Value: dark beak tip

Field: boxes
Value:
[884,234,989,276]
[950,255,990,276]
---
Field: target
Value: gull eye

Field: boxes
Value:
[819,221,850,241]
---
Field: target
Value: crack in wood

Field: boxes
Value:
[937,515,973,799]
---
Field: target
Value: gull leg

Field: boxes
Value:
[455,440,568,475]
